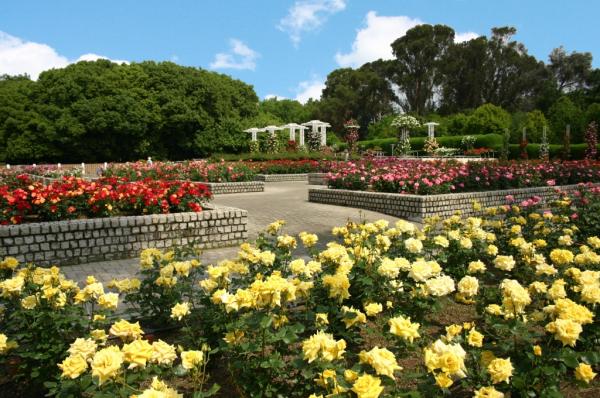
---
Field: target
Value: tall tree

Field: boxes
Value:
[390,24,455,115]
[548,46,593,93]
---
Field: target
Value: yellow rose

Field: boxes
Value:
[68,338,97,361]
[150,340,177,365]
[487,358,513,384]
[122,339,153,369]
[473,386,504,398]
[352,374,384,398]
[358,347,402,378]
[170,302,191,321]
[109,319,144,341]
[97,293,119,310]
[21,295,38,310]
[181,350,204,369]
[467,328,484,348]
[91,346,123,385]
[533,345,542,356]
[299,232,318,247]
[364,302,383,317]
[575,363,597,384]
[388,315,420,343]
[435,372,453,388]
[58,355,88,379]
[545,319,583,347]
[0,256,19,270]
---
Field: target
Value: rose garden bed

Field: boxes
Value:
[308,184,596,222]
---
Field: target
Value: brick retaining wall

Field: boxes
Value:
[309,184,589,222]
[0,206,248,266]
[308,173,327,185]
[205,181,264,194]
[255,174,308,182]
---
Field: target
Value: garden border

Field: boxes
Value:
[0,206,248,266]
[205,181,264,194]
[308,184,592,222]
[255,174,308,182]
[308,173,328,185]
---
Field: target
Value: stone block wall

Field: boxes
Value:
[309,184,589,222]
[255,174,308,182]
[205,181,264,194]
[0,206,248,266]
[308,173,327,185]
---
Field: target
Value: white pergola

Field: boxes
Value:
[424,122,440,139]
[281,123,306,141]
[301,120,331,147]
[244,127,263,142]
[263,125,283,137]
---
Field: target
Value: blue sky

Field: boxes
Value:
[1,0,598,102]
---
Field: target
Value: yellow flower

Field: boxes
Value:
[315,313,329,327]
[364,302,383,317]
[486,244,499,256]
[0,276,24,297]
[405,237,423,254]
[122,339,153,369]
[433,235,450,248]
[545,319,583,347]
[344,369,359,382]
[0,257,19,270]
[487,358,513,384]
[473,386,504,398]
[352,374,384,398]
[90,329,108,343]
[425,275,455,297]
[322,273,350,301]
[97,293,119,310]
[467,260,486,274]
[458,276,479,297]
[493,255,515,271]
[341,306,367,328]
[21,295,38,310]
[467,328,484,348]
[358,347,402,378]
[302,331,346,363]
[170,302,191,321]
[277,235,297,250]
[299,232,318,247]
[109,319,144,341]
[388,315,420,343]
[266,220,286,234]
[549,249,574,266]
[150,340,177,365]
[223,330,245,345]
[68,338,97,361]
[424,339,467,378]
[181,350,204,369]
[58,355,88,379]
[435,372,453,388]
[533,345,542,356]
[575,363,597,384]
[91,346,124,385]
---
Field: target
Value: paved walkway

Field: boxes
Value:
[63,181,401,283]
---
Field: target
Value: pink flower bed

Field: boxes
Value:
[326,159,600,195]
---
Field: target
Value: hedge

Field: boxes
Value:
[209,152,345,162]
[342,134,504,154]
[508,144,600,160]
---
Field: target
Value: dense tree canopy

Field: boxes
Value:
[0,23,599,162]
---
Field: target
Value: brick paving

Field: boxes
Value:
[62,181,402,283]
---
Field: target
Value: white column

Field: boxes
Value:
[251,131,257,141]
[320,125,327,146]
[289,127,295,141]
[299,128,305,146]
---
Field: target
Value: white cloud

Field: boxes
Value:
[75,53,128,64]
[294,76,325,103]
[0,31,69,79]
[209,39,259,71]
[335,12,422,68]
[455,31,479,43]
[278,0,346,45]
[264,94,288,100]
[0,31,128,80]
[335,12,479,68]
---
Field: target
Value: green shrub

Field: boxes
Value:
[355,134,503,155]
[507,144,599,159]
[210,152,341,161]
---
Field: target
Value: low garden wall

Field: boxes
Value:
[0,206,248,266]
[205,181,264,194]
[255,174,308,182]
[308,173,327,185]
[309,184,589,222]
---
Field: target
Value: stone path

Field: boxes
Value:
[63,181,401,283]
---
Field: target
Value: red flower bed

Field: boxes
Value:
[0,175,211,225]
[327,159,600,195]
